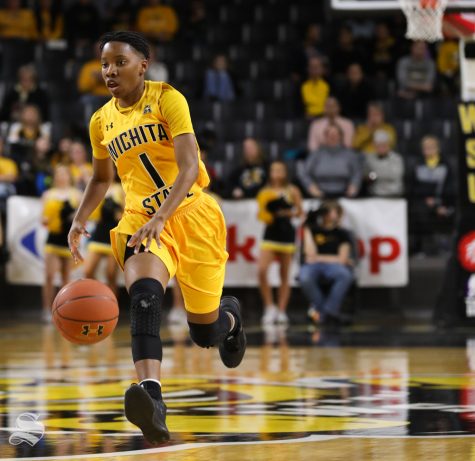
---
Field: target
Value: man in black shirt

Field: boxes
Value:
[299,200,354,325]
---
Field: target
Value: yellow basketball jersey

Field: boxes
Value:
[90,81,209,234]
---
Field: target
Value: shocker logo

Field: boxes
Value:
[9,413,44,447]
[81,325,104,336]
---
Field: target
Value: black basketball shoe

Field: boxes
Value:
[124,383,170,444]
[219,296,247,368]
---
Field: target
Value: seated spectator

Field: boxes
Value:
[0,64,50,122]
[301,56,330,119]
[371,22,397,78]
[32,137,54,195]
[408,135,454,255]
[0,136,18,207]
[203,54,236,102]
[105,0,137,32]
[185,0,207,44]
[50,136,73,167]
[145,45,169,82]
[299,124,362,198]
[0,0,37,40]
[299,200,354,326]
[64,0,101,59]
[437,39,459,95]
[307,97,354,151]
[364,130,404,197]
[7,104,50,147]
[77,42,110,123]
[68,140,92,191]
[136,0,179,42]
[353,102,396,154]
[227,138,267,199]
[335,63,373,120]
[397,41,436,99]
[34,0,63,41]
[291,24,327,83]
[330,25,367,77]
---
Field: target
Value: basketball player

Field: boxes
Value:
[256,161,303,327]
[67,31,246,444]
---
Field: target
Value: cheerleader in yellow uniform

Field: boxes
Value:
[257,160,303,327]
[42,165,81,322]
[83,181,124,295]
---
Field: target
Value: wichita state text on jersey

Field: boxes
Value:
[89,81,209,234]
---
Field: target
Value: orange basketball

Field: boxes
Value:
[52,279,119,345]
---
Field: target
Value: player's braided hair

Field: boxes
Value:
[99,31,150,60]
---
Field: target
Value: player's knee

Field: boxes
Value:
[129,278,164,337]
[188,310,231,348]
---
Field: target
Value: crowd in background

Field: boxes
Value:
[0,0,461,270]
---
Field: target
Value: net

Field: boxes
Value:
[399,0,449,42]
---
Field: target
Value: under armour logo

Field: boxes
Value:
[143,105,152,114]
[106,122,114,131]
[81,325,104,336]
[9,413,44,447]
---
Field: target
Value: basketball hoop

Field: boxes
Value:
[399,0,449,42]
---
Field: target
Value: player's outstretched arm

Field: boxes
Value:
[128,133,198,254]
[68,157,115,263]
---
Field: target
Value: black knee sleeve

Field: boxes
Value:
[129,278,164,363]
[188,309,232,348]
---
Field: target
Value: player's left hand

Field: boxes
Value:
[127,215,166,254]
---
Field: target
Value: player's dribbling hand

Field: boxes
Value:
[127,215,165,255]
[68,220,90,264]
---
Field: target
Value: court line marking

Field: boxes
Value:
[3,434,475,461]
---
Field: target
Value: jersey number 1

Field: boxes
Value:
[139,153,166,189]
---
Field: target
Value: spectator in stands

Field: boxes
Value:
[228,138,267,199]
[68,141,92,191]
[301,56,330,119]
[0,137,18,209]
[299,200,354,327]
[105,0,137,32]
[7,104,50,147]
[364,130,404,197]
[408,135,454,255]
[41,164,81,322]
[291,24,327,83]
[203,54,236,102]
[299,124,362,198]
[34,0,63,41]
[77,42,111,123]
[186,0,207,44]
[335,63,373,120]
[32,137,54,195]
[0,64,50,122]
[397,41,436,99]
[371,22,397,78]
[64,0,101,58]
[437,39,459,95]
[50,136,73,167]
[330,25,367,77]
[353,102,396,154]
[257,161,303,327]
[0,0,37,40]
[136,0,179,42]
[145,45,169,82]
[307,97,354,151]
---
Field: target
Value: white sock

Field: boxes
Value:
[139,378,161,388]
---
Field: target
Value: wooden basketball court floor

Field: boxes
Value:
[1,319,475,461]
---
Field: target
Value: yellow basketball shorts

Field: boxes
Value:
[110,193,229,314]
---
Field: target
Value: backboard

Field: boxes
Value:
[329,0,475,11]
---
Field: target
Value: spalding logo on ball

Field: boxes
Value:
[52,279,119,344]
